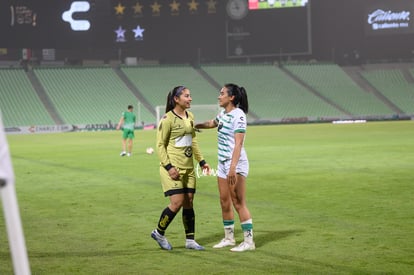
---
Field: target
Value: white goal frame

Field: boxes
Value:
[0,115,31,275]
[156,104,221,126]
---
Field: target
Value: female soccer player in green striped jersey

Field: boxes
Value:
[151,86,210,251]
[196,83,255,252]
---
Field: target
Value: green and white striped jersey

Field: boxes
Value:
[215,108,248,162]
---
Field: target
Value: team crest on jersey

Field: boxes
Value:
[218,121,223,131]
[184,147,192,157]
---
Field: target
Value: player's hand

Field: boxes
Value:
[202,163,211,175]
[168,167,180,180]
[227,169,237,185]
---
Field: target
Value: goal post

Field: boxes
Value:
[0,115,31,275]
[156,104,221,126]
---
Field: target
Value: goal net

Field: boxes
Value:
[156,104,221,126]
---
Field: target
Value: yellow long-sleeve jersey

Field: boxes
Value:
[156,110,204,170]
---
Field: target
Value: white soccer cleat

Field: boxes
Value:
[120,151,126,157]
[151,229,172,250]
[230,241,256,252]
[185,240,205,250]
[213,238,236,248]
[127,153,131,157]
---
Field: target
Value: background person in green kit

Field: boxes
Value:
[116,105,136,157]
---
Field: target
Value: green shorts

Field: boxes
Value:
[159,166,196,197]
[122,128,135,139]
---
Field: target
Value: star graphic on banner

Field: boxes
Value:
[114,3,126,15]
[132,2,143,14]
[170,0,180,13]
[188,0,199,12]
[115,26,126,42]
[132,25,145,40]
[206,0,217,13]
[151,1,162,14]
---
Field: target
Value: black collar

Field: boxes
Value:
[172,110,188,119]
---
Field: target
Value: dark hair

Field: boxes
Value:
[127,105,133,110]
[165,86,187,113]
[224,83,249,114]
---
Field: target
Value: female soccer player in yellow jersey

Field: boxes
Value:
[196,83,255,252]
[151,86,210,251]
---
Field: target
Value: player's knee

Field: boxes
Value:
[169,201,183,212]
[220,199,232,211]
[231,198,245,211]
[182,200,193,208]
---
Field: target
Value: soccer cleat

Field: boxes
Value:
[151,229,172,250]
[127,153,131,157]
[185,240,205,250]
[213,238,236,248]
[120,151,126,157]
[230,241,255,252]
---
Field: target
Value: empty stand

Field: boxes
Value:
[120,65,218,110]
[285,64,394,117]
[361,69,414,114]
[33,67,155,125]
[0,69,54,127]
[201,64,346,120]
[2,63,413,128]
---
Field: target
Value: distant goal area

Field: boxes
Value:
[156,104,221,126]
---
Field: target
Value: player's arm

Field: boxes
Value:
[156,118,171,169]
[156,117,179,179]
[195,119,218,129]
[228,131,245,185]
[228,112,247,185]
[116,116,124,130]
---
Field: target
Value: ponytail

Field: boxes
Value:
[238,87,249,114]
[165,90,175,113]
[224,83,249,114]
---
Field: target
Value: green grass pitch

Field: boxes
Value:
[1,121,414,274]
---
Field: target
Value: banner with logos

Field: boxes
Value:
[365,0,414,36]
[4,123,155,135]
[5,124,77,134]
